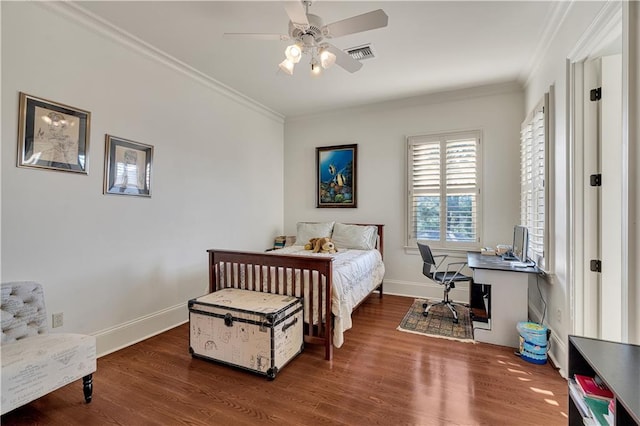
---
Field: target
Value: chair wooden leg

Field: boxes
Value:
[83,374,93,403]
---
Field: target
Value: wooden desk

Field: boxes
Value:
[467,252,541,348]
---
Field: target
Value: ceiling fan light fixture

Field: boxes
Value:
[279,58,295,75]
[319,48,336,69]
[285,44,302,63]
[226,1,388,77]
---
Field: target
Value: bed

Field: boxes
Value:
[207,222,385,360]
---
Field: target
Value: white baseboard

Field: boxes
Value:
[92,280,463,358]
[387,279,567,377]
[94,303,188,358]
[383,279,470,303]
[92,282,568,377]
[528,304,567,378]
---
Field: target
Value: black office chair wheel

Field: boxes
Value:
[453,318,459,324]
[422,302,429,317]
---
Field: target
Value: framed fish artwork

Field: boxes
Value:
[316,144,357,208]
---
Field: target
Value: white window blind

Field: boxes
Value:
[520,95,548,268]
[407,131,481,249]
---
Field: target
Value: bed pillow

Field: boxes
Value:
[331,223,377,250]
[295,222,335,245]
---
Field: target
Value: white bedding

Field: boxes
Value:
[268,245,385,348]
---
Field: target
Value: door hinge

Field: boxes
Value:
[590,259,602,273]
[590,174,602,186]
[590,87,602,101]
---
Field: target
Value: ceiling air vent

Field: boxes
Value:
[346,44,375,61]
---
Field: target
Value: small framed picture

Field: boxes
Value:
[103,135,153,197]
[17,92,91,174]
[316,144,357,208]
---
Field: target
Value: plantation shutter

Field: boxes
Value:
[408,131,481,248]
[520,95,547,267]
[445,137,478,243]
[410,141,441,241]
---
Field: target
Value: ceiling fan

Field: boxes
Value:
[223,1,388,76]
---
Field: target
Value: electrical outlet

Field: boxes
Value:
[555,308,561,323]
[52,312,63,328]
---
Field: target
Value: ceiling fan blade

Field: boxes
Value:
[325,44,363,73]
[323,9,388,38]
[223,33,290,41]
[282,1,309,30]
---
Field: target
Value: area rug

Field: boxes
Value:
[397,298,475,343]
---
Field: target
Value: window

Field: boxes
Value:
[407,130,482,249]
[520,94,549,269]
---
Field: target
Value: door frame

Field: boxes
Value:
[622,1,640,343]
[567,2,623,339]
[567,1,640,343]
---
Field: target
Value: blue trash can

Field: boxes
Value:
[517,321,548,364]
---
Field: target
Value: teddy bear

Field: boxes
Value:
[304,238,318,251]
[304,237,338,254]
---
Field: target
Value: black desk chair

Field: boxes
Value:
[417,242,473,324]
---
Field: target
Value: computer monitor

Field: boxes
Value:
[512,225,529,263]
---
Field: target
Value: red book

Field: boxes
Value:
[575,374,614,400]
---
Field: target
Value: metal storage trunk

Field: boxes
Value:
[188,288,303,379]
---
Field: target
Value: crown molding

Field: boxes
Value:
[286,81,523,123]
[567,0,622,61]
[521,0,575,87]
[38,1,285,124]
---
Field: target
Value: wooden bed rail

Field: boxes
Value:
[207,249,334,360]
[206,224,384,361]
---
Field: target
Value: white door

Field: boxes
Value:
[583,54,623,340]
[582,58,601,338]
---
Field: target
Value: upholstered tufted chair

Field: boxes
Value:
[1,281,96,415]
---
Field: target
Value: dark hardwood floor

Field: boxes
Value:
[2,295,568,425]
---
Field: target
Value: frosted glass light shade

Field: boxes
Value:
[285,44,302,64]
[279,59,295,75]
[320,49,336,69]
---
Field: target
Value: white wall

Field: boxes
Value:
[524,1,612,374]
[1,2,284,356]
[283,83,523,302]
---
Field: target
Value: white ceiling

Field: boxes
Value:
[76,1,559,118]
